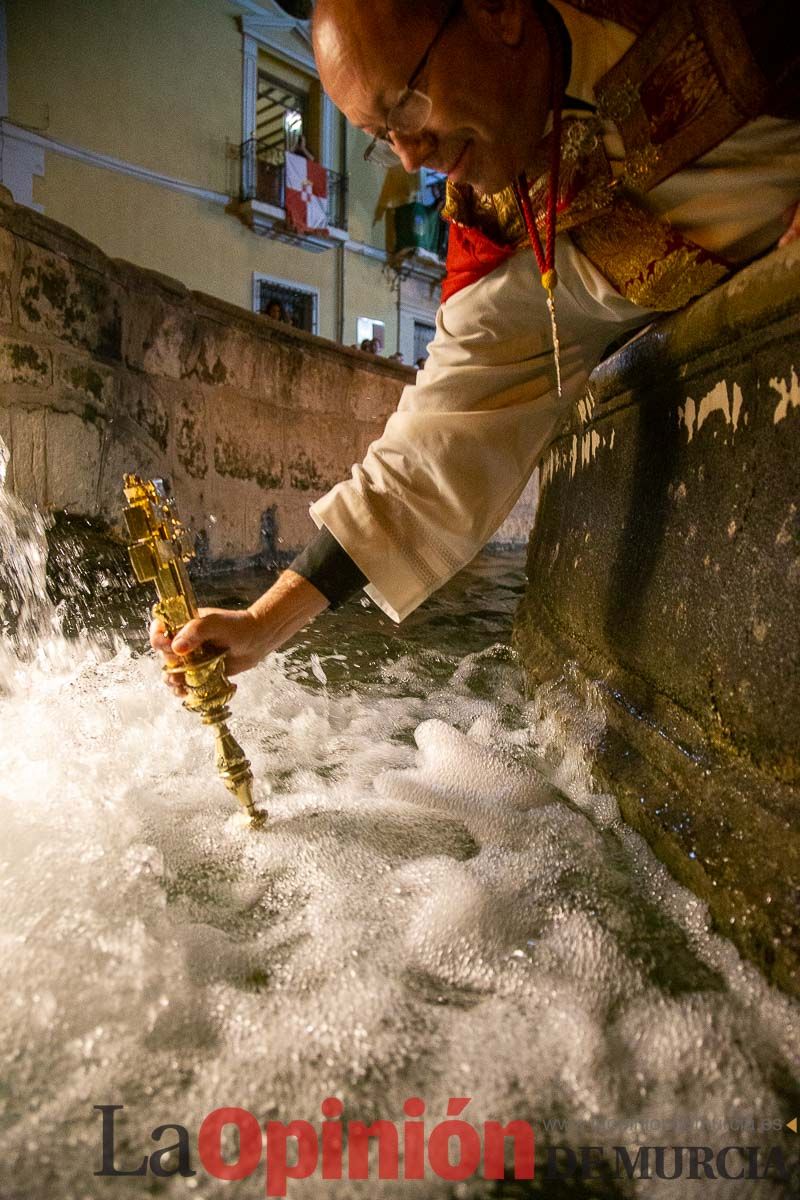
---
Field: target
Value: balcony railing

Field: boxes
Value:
[393,200,449,262]
[240,139,348,232]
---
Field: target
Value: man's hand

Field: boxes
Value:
[779,202,800,248]
[150,570,330,697]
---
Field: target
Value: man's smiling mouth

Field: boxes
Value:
[444,140,472,181]
[427,140,472,179]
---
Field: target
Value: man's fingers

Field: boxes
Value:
[149,618,180,662]
[172,611,237,656]
[149,617,170,651]
[149,619,188,696]
[150,609,256,695]
[171,616,211,655]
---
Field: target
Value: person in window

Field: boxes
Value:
[265,300,287,323]
[292,133,316,160]
[152,0,799,690]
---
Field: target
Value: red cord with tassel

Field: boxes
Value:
[512,8,565,394]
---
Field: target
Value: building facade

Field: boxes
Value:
[0,0,445,363]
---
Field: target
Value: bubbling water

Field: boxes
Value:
[0,438,53,657]
[0,452,798,1199]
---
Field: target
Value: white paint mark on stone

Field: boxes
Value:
[679,396,697,442]
[769,367,800,425]
[680,381,747,441]
[541,407,617,489]
[697,380,730,432]
[577,389,597,427]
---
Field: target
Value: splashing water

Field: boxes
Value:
[0,451,798,1199]
[0,438,53,658]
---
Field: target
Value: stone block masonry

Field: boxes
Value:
[0,190,411,567]
[515,239,800,997]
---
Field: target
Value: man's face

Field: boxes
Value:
[314,0,550,196]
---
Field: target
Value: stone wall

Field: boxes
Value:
[515,241,800,996]
[0,191,411,566]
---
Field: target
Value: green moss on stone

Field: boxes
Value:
[40,268,68,310]
[136,393,170,454]
[288,450,331,492]
[20,294,41,324]
[8,343,48,376]
[177,415,208,479]
[185,346,228,385]
[82,403,104,427]
[67,365,106,401]
[214,435,281,490]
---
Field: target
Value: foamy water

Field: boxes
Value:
[0,469,798,1198]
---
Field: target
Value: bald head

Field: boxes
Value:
[312,0,447,123]
[313,0,554,195]
[313,0,446,41]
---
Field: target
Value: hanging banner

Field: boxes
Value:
[285,152,329,235]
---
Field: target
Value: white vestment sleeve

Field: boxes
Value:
[311,238,656,622]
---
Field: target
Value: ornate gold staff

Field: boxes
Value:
[122,474,263,825]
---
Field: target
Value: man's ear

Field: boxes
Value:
[466,0,526,47]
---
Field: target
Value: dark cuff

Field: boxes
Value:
[289,526,368,611]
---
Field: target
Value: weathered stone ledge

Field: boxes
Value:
[514,240,800,996]
[0,190,411,564]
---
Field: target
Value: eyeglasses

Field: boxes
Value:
[363,0,461,168]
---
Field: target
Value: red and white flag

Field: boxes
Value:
[285,152,329,235]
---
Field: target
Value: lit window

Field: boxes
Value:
[254,274,319,335]
[356,318,386,353]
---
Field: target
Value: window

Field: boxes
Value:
[254,274,319,334]
[257,74,307,155]
[420,169,447,207]
[414,320,436,365]
[239,24,348,240]
[357,318,385,353]
[241,69,347,231]
[253,73,308,207]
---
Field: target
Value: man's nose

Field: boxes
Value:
[391,130,436,173]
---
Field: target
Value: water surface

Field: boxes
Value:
[0,515,798,1198]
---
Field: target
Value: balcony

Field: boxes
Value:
[234,139,348,251]
[388,200,449,284]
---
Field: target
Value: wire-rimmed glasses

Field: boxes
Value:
[363,0,461,168]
